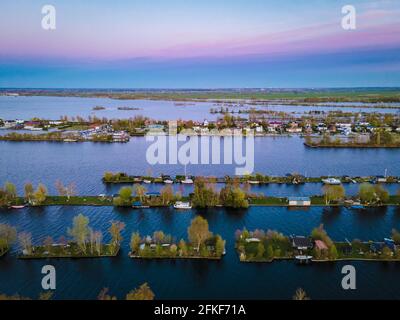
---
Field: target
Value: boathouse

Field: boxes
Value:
[288,197,311,207]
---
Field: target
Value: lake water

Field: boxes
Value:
[1,96,399,122]
[1,96,400,300]
[0,205,400,300]
[0,136,399,195]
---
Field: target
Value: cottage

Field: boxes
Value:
[291,236,313,250]
[288,197,311,207]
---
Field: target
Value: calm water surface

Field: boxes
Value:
[1,96,399,121]
[1,136,399,195]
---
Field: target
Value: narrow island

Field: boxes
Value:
[18,214,124,259]
[129,216,226,260]
[236,225,400,263]
[0,178,399,209]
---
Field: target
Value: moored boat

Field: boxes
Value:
[173,201,192,209]
[322,177,341,185]
[181,178,193,184]
[10,205,25,209]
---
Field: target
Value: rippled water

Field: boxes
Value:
[0,206,400,300]
[1,136,399,195]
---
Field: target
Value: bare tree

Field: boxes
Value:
[18,232,32,255]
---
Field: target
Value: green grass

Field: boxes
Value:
[19,243,119,259]
[42,196,113,206]
[249,197,287,206]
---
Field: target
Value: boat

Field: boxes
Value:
[350,204,365,209]
[143,179,152,184]
[322,177,341,185]
[63,139,78,142]
[181,164,194,184]
[181,178,193,184]
[163,179,174,184]
[132,201,150,209]
[248,180,260,184]
[10,205,25,209]
[295,255,313,263]
[173,201,192,209]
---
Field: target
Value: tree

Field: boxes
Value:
[293,288,310,300]
[33,183,48,205]
[103,172,114,182]
[192,178,219,208]
[126,283,155,300]
[55,180,67,196]
[160,185,174,205]
[322,185,345,205]
[256,242,265,259]
[392,229,400,244]
[98,288,117,300]
[359,183,389,204]
[178,239,188,256]
[114,187,132,206]
[18,232,32,255]
[266,244,274,259]
[4,182,17,203]
[310,224,333,247]
[24,183,34,203]
[43,236,54,253]
[109,221,125,252]
[381,246,393,259]
[67,214,90,253]
[130,232,141,253]
[94,231,103,255]
[374,184,389,204]
[358,183,376,204]
[215,235,225,256]
[219,184,248,208]
[329,244,338,260]
[153,231,165,244]
[133,184,147,202]
[0,224,17,255]
[187,216,212,252]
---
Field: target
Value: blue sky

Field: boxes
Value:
[0,0,399,88]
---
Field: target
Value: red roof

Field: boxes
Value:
[315,240,328,250]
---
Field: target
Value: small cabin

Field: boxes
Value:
[288,197,311,207]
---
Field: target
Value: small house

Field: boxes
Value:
[291,236,313,250]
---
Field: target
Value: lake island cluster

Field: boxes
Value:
[1,88,400,300]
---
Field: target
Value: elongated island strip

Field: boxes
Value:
[18,215,124,259]
[1,179,400,209]
[102,172,400,184]
[129,216,225,260]
[236,226,400,263]
[6,88,400,103]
